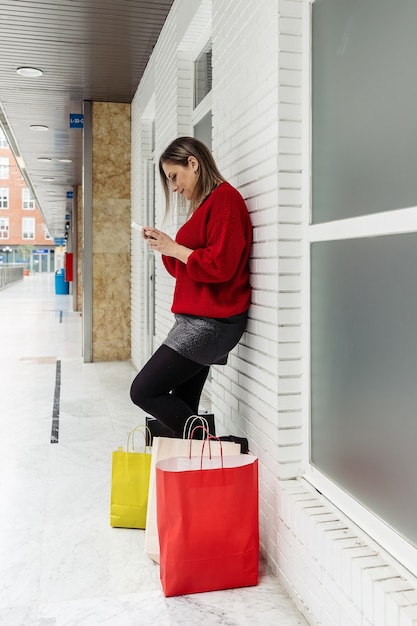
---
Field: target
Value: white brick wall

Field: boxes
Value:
[211,0,280,430]
[279,479,417,626]
[130,0,417,624]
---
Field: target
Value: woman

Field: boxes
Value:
[130,136,252,437]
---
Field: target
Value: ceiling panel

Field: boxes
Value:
[0,0,174,237]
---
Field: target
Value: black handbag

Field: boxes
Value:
[145,413,216,445]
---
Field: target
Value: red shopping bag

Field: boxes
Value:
[156,439,259,597]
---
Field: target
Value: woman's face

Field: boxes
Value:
[162,157,199,201]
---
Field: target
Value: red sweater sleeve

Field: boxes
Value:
[185,197,247,283]
[162,254,176,278]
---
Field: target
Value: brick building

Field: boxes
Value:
[127,1,417,623]
[0,128,54,272]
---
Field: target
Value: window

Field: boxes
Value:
[0,187,9,209]
[0,129,8,149]
[194,112,212,151]
[151,119,155,154]
[312,1,417,223]
[0,217,9,239]
[193,40,213,151]
[194,40,212,109]
[22,188,35,209]
[22,217,35,239]
[0,157,9,179]
[309,0,417,575]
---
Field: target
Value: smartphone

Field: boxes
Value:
[131,221,144,232]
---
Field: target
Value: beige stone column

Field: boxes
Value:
[91,102,131,361]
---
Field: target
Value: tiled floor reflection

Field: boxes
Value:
[0,274,308,625]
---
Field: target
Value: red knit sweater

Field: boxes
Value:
[162,182,252,318]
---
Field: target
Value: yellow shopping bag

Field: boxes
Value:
[110,425,152,529]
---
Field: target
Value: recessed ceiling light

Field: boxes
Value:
[46,191,57,195]
[30,125,49,131]
[38,157,52,162]
[42,177,55,181]
[16,67,43,77]
[58,158,72,163]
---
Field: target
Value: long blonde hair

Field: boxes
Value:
[159,136,225,216]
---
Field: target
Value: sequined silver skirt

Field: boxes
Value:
[163,311,248,366]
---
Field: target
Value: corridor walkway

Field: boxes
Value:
[0,273,308,625]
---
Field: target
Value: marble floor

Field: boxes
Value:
[0,273,308,626]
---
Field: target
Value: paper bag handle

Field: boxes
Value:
[182,414,209,439]
[188,427,224,469]
[201,433,224,470]
[187,424,212,459]
[127,425,152,452]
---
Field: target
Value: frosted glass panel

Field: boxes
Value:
[312,0,417,223]
[311,235,417,547]
[193,112,212,151]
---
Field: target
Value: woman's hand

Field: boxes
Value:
[143,227,175,255]
[144,227,193,264]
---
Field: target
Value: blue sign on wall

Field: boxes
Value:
[66,191,74,198]
[69,114,84,129]
[54,238,66,246]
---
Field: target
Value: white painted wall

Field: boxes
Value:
[130,1,417,624]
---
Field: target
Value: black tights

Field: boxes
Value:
[130,345,210,437]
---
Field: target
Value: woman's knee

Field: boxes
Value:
[130,373,148,408]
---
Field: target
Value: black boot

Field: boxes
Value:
[145,416,177,445]
[219,435,249,454]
